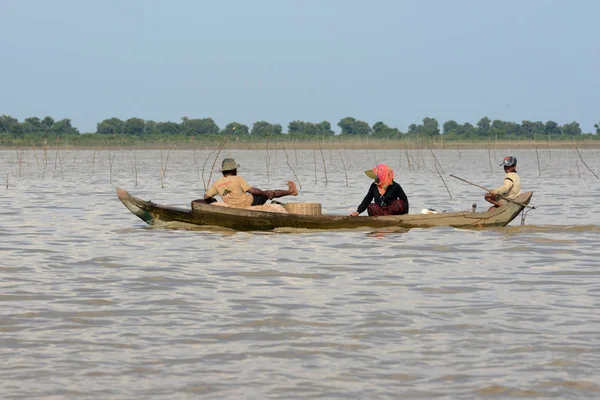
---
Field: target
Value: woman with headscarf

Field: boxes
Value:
[349,164,409,217]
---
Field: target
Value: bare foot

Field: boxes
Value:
[287,180,298,196]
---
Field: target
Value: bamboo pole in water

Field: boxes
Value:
[319,145,328,186]
[572,140,599,179]
[201,150,216,190]
[338,150,348,187]
[31,143,39,167]
[292,140,298,165]
[205,127,235,189]
[265,136,270,183]
[487,136,493,174]
[54,137,59,172]
[428,148,445,175]
[313,149,317,184]
[17,148,22,178]
[534,138,541,176]
[280,143,302,189]
[435,162,452,198]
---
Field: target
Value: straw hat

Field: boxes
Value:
[220,158,240,172]
[364,169,377,179]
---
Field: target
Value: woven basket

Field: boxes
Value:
[284,202,322,215]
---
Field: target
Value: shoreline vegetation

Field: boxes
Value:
[1,114,599,150]
[2,137,600,151]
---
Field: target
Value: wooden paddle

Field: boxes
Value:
[449,174,536,210]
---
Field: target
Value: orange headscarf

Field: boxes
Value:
[372,164,394,195]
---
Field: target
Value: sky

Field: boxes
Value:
[1,0,599,134]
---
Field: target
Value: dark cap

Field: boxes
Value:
[500,156,517,167]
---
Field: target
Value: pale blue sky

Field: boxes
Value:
[1,0,599,133]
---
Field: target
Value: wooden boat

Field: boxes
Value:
[116,187,533,231]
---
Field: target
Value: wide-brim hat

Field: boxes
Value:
[220,158,240,172]
[364,169,377,179]
[500,156,517,167]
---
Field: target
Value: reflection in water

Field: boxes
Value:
[1,149,600,398]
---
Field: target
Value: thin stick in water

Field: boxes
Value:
[280,143,302,189]
[534,138,541,176]
[338,150,348,187]
[319,145,328,186]
[435,163,452,198]
[572,140,599,179]
[313,148,317,184]
[205,127,235,189]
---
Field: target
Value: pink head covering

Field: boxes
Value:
[371,164,394,195]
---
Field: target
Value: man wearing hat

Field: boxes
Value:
[204,158,298,208]
[485,156,521,209]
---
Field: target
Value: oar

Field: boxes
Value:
[449,174,536,210]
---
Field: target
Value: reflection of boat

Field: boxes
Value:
[116,187,533,231]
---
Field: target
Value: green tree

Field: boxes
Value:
[1,115,22,137]
[491,120,506,134]
[316,121,334,136]
[544,120,561,135]
[251,121,282,136]
[443,120,459,135]
[337,117,372,135]
[41,116,54,134]
[521,120,544,137]
[222,122,249,135]
[155,121,181,135]
[288,120,334,136]
[23,117,42,133]
[594,122,600,134]
[461,122,477,138]
[372,121,389,136]
[477,117,491,136]
[123,118,146,136]
[372,121,400,137]
[97,118,124,134]
[288,120,308,135]
[182,117,219,135]
[145,120,159,135]
[562,121,581,136]
[421,117,440,137]
[504,122,521,137]
[52,119,79,135]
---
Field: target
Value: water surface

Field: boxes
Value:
[2,148,600,399]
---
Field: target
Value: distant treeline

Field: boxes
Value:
[1,114,599,143]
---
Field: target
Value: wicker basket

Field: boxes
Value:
[284,202,322,215]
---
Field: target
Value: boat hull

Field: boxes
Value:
[116,188,533,231]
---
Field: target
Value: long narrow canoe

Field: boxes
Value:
[116,187,533,231]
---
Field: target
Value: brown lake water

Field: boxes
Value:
[1,148,600,399]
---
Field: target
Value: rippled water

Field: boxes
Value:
[2,148,600,399]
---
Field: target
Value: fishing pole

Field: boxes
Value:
[449,174,536,210]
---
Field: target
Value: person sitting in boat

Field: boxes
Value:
[204,158,298,208]
[349,164,409,217]
[484,156,521,209]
